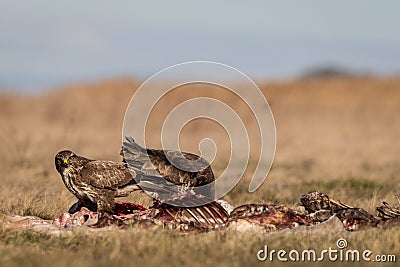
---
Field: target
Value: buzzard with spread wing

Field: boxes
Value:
[55,138,215,213]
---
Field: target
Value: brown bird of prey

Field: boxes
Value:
[55,138,215,213]
[120,136,215,199]
[55,150,142,213]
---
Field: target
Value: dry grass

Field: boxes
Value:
[1,77,400,266]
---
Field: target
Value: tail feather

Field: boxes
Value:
[121,137,150,167]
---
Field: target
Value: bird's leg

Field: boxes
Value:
[96,192,117,215]
[90,198,126,228]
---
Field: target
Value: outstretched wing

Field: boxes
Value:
[120,136,215,187]
[79,161,136,190]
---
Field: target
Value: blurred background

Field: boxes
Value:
[1,0,400,92]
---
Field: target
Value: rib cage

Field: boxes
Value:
[153,201,229,230]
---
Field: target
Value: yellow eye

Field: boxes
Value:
[63,159,68,164]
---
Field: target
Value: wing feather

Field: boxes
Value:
[79,161,137,189]
[121,137,215,186]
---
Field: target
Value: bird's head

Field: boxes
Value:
[55,150,76,173]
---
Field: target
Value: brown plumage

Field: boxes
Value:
[120,137,215,199]
[55,150,140,213]
[55,137,216,214]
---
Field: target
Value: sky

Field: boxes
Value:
[1,1,400,91]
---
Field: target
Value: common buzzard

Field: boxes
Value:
[55,150,141,213]
[55,138,215,213]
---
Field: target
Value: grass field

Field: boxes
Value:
[1,77,400,266]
